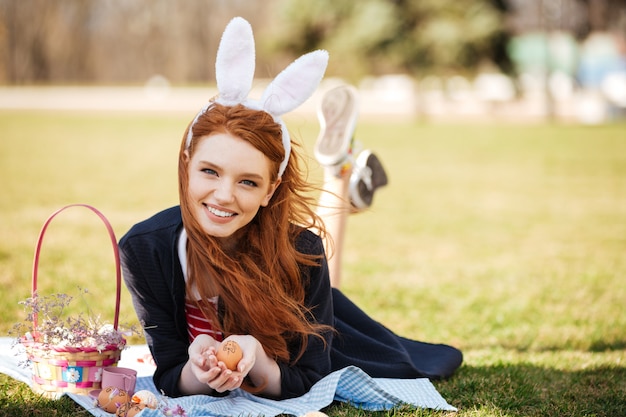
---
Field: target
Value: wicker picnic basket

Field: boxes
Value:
[20,204,125,399]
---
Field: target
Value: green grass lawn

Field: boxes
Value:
[0,110,624,416]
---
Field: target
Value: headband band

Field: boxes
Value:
[186,17,328,177]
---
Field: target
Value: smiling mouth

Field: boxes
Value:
[206,205,236,218]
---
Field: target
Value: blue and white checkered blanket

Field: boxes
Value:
[0,340,457,416]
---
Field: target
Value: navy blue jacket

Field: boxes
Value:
[119,206,462,399]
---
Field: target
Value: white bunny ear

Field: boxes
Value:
[261,50,329,116]
[215,17,255,106]
[188,17,329,177]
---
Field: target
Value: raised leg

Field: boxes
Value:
[313,85,388,288]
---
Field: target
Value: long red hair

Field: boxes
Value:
[178,103,331,365]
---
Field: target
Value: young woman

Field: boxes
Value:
[119,17,461,401]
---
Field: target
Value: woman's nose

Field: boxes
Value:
[213,180,235,203]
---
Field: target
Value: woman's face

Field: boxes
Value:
[186,132,280,242]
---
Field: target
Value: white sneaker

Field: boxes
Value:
[314,85,359,172]
[349,150,388,210]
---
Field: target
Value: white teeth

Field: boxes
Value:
[207,206,235,218]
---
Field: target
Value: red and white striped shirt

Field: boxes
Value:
[185,298,223,343]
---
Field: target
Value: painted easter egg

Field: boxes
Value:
[216,340,243,371]
[116,402,147,417]
[98,386,130,414]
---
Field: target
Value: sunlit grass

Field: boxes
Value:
[0,110,625,416]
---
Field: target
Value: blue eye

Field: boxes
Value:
[241,179,257,187]
[202,168,217,176]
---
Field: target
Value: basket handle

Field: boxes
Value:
[31,204,121,330]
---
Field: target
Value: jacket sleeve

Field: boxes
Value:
[119,232,189,397]
[277,231,334,399]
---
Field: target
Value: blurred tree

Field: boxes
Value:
[0,0,274,84]
[0,0,622,84]
[269,0,509,79]
[0,0,94,83]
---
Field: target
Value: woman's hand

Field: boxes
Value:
[197,334,260,392]
[180,333,281,397]
[186,334,241,393]
[222,334,282,397]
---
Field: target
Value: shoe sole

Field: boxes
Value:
[314,85,359,167]
[351,151,388,209]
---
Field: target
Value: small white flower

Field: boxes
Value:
[65,367,81,382]
[94,367,103,382]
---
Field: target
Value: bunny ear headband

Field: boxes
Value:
[186,17,329,177]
